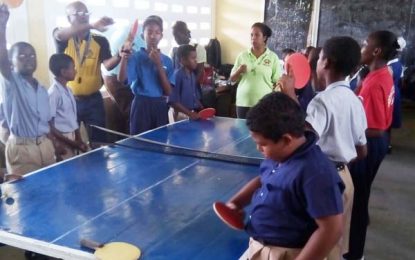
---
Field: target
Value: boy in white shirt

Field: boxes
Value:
[280,36,368,260]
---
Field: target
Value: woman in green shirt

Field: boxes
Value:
[230,23,281,119]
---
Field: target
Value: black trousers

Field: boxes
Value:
[344,134,388,259]
[236,106,251,119]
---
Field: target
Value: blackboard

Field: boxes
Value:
[318,0,415,66]
[264,0,314,56]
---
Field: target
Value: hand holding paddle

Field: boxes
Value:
[278,64,296,98]
[80,239,141,260]
[213,201,245,230]
[198,108,216,120]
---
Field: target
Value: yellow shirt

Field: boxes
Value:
[62,34,111,96]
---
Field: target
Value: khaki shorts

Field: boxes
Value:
[327,165,354,260]
[239,238,301,260]
[6,135,55,176]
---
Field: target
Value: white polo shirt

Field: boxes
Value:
[306,81,367,163]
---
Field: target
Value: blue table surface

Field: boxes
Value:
[0,117,263,259]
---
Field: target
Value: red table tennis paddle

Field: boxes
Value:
[198,108,216,120]
[213,201,244,230]
[285,53,311,89]
[127,19,139,43]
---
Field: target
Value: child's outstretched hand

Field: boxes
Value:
[0,4,10,27]
[189,111,200,120]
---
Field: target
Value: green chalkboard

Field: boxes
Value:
[318,0,415,66]
[264,0,314,56]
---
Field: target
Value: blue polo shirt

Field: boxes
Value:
[48,80,79,133]
[127,48,175,97]
[246,131,344,248]
[169,67,202,111]
[0,72,50,138]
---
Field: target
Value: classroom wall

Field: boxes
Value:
[26,1,49,86]
[215,0,265,65]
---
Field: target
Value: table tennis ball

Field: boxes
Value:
[1,0,23,8]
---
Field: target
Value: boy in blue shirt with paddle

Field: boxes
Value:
[169,44,203,121]
[222,92,344,260]
[118,15,174,134]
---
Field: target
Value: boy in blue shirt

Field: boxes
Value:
[49,54,87,160]
[169,44,203,121]
[227,92,344,260]
[118,15,174,134]
[0,5,58,176]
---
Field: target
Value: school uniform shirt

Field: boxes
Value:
[127,47,175,97]
[306,81,367,163]
[48,80,79,133]
[358,66,394,130]
[169,67,202,111]
[0,72,50,138]
[246,131,344,248]
[54,31,112,96]
[231,48,281,107]
[0,103,10,143]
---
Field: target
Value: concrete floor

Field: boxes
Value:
[0,102,414,260]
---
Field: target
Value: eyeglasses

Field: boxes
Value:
[17,54,36,60]
[68,11,91,17]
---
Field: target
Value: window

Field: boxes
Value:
[44,0,214,56]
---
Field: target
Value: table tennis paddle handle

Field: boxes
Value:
[80,238,104,250]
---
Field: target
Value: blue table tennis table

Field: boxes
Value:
[0,117,263,259]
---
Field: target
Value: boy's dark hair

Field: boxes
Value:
[8,42,35,60]
[282,48,295,56]
[322,36,361,76]
[251,22,272,43]
[177,44,196,60]
[309,47,322,71]
[172,21,189,35]
[369,30,399,61]
[49,53,74,77]
[143,15,163,32]
[246,92,305,142]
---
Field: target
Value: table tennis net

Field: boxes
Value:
[90,126,262,166]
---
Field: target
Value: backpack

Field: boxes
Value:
[206,38,221,69]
